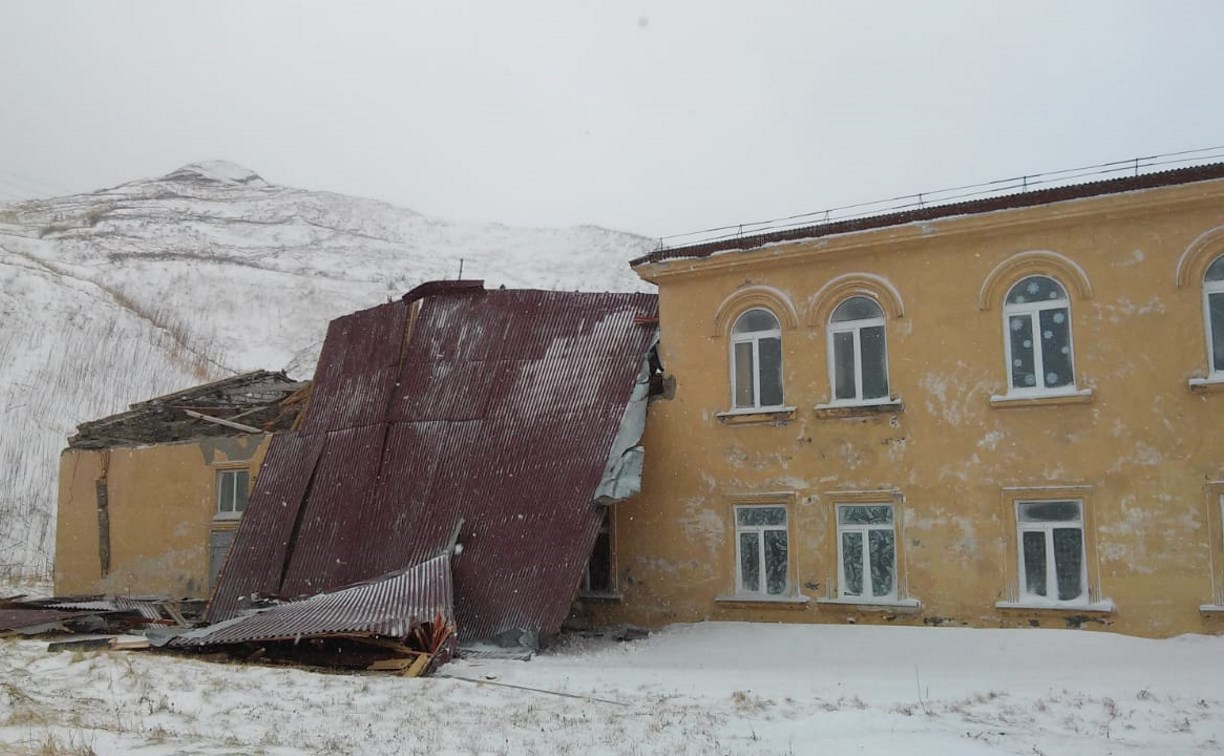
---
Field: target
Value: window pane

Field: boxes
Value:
[737,506,786,527]
[217,472,233,513]
[1053,528,1084,601]
[758,337,784,407]
[831,296,882,322]
[763,530,788,595]
[234,471,249,513]
[586,527,612,592]
[1021,531,1047,597]
[739,532,760,592]
[841,531,863,596]
[1211,292,1224,373]
[1008,315,1036,389]
[1038,307,1073,388]
[1018,501,1080,522]
[209,529,236,589]
[733,341,754,407]
[860,325,888,399]
[838,505,893,525]
[833,331,856,400]
[1007,276,1067,305]
[733,309,779,334]
[868,529,895,597]
[1207,256,1224,282]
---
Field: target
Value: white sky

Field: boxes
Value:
[1,1,1222,239]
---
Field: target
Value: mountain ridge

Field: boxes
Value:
[0,162,654,580]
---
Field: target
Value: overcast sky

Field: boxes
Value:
[2,1,1222,239]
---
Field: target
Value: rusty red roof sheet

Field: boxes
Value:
[209,285,659,644]
[0,608,90,634]
[174,553,452,647]
[634,161,1224,266]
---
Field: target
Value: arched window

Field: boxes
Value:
[1003,275,1075,394]
[827,296,889,404]
[1204,255,1224,376]
[730,308,783,409]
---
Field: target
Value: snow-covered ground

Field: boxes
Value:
[2,622,1222,755]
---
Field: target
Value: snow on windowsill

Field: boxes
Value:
[989,387,1093,409]
[996,598,1115,614]
[577,591,624,603]
[816,596,921,613]
[813,399,904,418]
[714,406,796,425]
[1188,376,1224,394]
[715,593,811,608]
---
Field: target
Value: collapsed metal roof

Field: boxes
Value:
[208,282,659,644]
[173,553,452,647]
[68,370,308,450]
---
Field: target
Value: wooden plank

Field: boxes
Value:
[183,410,263,434]
[401,653,432,678]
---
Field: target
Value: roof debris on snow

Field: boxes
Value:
[68,370,308,450]
[205,281,659,664]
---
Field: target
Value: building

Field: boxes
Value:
[54,371,306,598]
[581,163,1224,638]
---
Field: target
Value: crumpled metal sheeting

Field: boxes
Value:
[173,553,452,647]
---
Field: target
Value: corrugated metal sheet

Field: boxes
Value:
[208,285,658,644]
[175,553,452,647]
[0,608,89,633]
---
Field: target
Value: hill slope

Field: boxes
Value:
[0,161,654,580]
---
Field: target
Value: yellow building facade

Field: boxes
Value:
[56,434,272,599]
[54,371,301,599]
[590,168,1224,638]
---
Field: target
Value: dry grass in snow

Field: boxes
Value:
[2,622,1223,755]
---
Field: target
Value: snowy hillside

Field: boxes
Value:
[0,161,654,579]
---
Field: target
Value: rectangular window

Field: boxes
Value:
[582,508,614,594]
[1016,500,1085,602]
[836,504,896,600]
[209,529,236,589]
[735,505,788,596]
[215,469,249,519]
[1210,292,1224,373]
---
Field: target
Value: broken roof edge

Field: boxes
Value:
[633,161,1224,266]
[402,279,485,304]
[593,331,658,504]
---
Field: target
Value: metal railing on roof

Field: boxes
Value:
[654,145,1224,251]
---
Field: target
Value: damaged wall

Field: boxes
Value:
[55,434,271,598]
[584,176,1224,639]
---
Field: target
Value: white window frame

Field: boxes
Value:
[826,297,890,406]
[215,468,249,520]
[1203,256,1224,379]
[1002,276,1077,397]
[580,508,615,596]
[1015,499,1087,604]
[733,504,789,596]
[729,308,784,410]
[835,503,897,601]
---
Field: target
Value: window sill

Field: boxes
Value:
[577,591,623,603]
[995,598,1114,614]
[211,517,242,527]
[715,594,810,609]
[813,399,903,419]
[715,406,796,425]
[989,388,1093,409]
[1199,604,1224,614]
[1188,377,1224,394]
[816,597,921,614]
